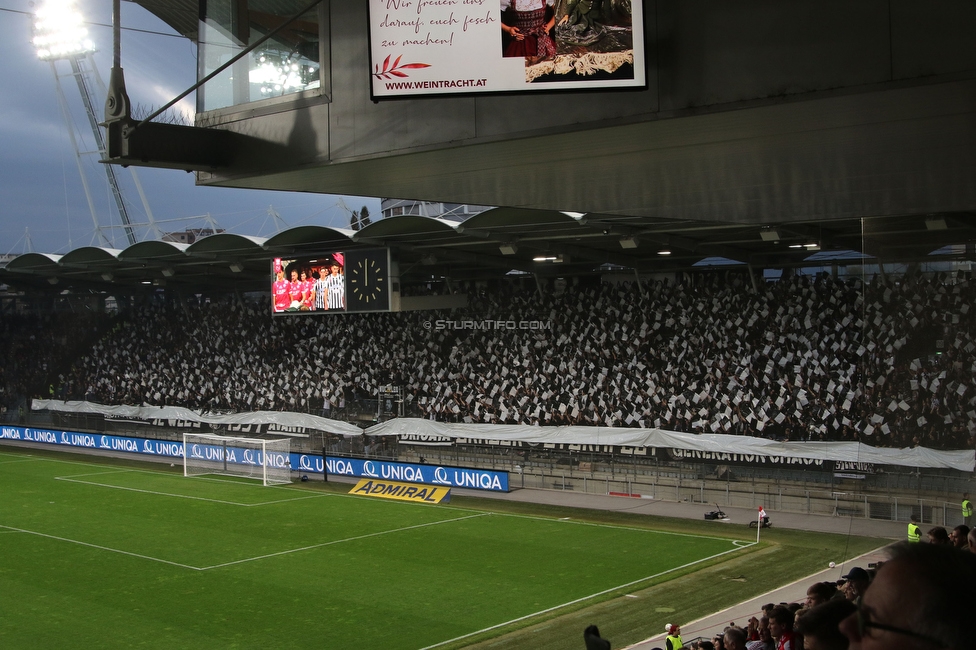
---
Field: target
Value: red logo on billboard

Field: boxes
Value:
[373,54,430,79]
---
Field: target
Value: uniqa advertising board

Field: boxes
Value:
[0,427,510,492]
[319,455,509,492]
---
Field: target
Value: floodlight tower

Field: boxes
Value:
[32,0,155,247]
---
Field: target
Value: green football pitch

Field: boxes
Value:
[0,448,860,649]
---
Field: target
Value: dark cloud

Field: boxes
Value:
[0,0,379,253]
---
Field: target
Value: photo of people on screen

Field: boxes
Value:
[501,0,556,62]
[500,0,636,82]
[272,254,345,314]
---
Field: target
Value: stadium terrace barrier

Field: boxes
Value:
[4,422,971,518]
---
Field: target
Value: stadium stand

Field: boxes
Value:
[11,268,969,451]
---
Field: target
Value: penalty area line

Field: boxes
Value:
[418,542,756,650]
[53,476,329,507]
[54,477,261,506]
[0,457,40,465]
[199,512,489,571]
[0,524,202,570]
[55,469,135,479]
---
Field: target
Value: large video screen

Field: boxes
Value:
[272,254,346,314]
[272,249,392,315]
[368,0,645,99]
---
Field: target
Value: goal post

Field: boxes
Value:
[183,433,292,485]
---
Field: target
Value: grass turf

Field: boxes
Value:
[0,447,886,649]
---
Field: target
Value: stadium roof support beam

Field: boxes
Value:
[353,235,538,275]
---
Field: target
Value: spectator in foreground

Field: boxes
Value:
[768,606,796,650]
[839,541,976,649]
[839,567,870,604]
[794,598,856,650]
[746,622,774,650]
[745,617,760,641]
[926,526,951,545]
[949,524,969,549]
[583,624,610,650]
[723,626,748,650]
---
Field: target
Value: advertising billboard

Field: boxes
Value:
[368,0,646,98]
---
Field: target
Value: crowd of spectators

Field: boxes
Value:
[0,310,109,416]
[9,268,976,450]
[670,535,975,650]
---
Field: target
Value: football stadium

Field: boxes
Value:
[2,1,976,649]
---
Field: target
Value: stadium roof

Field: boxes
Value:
[1,209,973,296]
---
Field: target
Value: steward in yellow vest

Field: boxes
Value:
[665,624,682,650]
[908,516,921,542]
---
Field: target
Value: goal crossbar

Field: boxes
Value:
[183,433,291,486]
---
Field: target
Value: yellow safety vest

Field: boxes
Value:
[666,634,683,650]
[908,522,921,542]
[963,499,973,518]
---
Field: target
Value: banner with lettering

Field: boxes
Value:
[323,455,510,491]
[368,0,646,98]
[349,478,453,503]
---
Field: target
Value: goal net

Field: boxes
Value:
[183,433,292,486]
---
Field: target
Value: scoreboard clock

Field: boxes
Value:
[345,248,391,312]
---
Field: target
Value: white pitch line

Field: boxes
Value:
[199,513,489,571]
[0,457,39,465]
[54,477,264,506]
[55,476,324,508]
[418,542,756,650]
[0,524,202,570]
[491,510,749,544]
[53,476,330,507]
[55,469,135,479]
[0,512,489,573]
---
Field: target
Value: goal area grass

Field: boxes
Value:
[0,447,887,649]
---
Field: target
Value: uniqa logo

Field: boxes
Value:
[325,458,355,475]
[300,455,324,472]
[433,467,451,485]
[380,464,424,481]
[363,461,379,477]
[453,470,503,490]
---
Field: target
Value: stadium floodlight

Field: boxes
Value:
[32,0,95,61]
[184,433,291,486]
